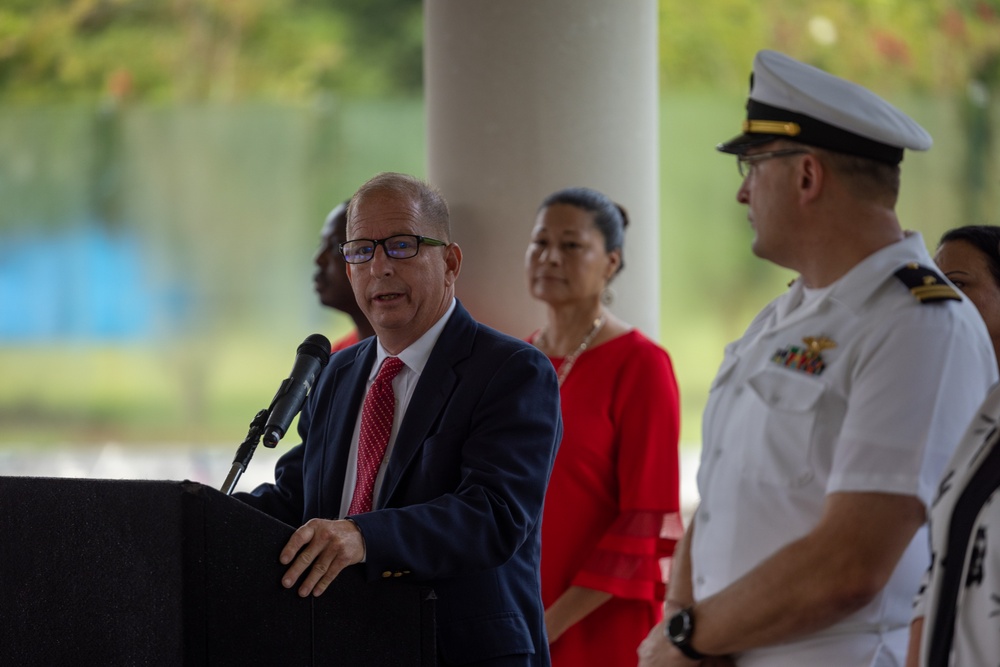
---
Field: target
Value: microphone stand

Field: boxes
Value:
[220,408,269,496]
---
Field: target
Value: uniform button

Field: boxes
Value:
[701,511,710,522]
[393,572,403,577]
[381,571,392,578]
[696,576,705,585]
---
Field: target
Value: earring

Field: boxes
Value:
[601,287,615,306]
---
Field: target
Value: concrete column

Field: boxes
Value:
[425,0,660,339]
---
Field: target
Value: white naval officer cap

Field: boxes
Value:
[717,50,932,165]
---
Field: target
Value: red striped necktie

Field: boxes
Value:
[348,356,405,514]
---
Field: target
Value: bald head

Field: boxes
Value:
[347,172,451,242]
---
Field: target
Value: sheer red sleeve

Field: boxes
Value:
[571,337,683,601]
[572,509,684,600]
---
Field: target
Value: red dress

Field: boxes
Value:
[537,329,683,666]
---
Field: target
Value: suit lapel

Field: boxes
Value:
[377,302,476,507]
[319,340,376,517]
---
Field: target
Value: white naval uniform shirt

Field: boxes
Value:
[693,233,997,667]
[914,382,1000,666]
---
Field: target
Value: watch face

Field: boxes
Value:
[668,610,691,641]
[667,609,705,660]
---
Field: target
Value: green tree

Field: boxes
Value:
[0,0,421,103]
[659,0,1000,226]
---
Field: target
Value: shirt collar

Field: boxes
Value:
[785,232,930,316]
[370,298,457,379]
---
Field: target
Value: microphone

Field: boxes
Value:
[262,333,332,447]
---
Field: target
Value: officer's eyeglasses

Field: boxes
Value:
[339,234,448,264]
[737,149,810,178]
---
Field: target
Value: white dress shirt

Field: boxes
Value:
[338,298,457,517]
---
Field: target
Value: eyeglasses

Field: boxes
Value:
[339,234,448,264]
[737,149,810,178]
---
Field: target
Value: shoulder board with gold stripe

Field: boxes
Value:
[894,263,961,303]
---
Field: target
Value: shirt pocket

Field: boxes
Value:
[743,367,825,487]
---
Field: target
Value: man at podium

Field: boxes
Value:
[236,172,563,667]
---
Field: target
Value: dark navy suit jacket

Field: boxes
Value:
[238,301,562,665]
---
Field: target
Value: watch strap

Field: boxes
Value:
[673,638,707,661]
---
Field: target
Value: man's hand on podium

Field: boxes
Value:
[279,518,365,597]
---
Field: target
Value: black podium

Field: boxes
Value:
[0,477,436,666]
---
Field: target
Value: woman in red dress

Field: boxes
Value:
[525,187,683,666]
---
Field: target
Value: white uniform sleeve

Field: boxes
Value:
[831,307,994,509]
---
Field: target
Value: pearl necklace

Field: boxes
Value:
[537,315,606,387]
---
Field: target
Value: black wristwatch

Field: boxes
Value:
[666,607,707,660]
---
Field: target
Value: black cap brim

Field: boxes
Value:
[716,132,783,156]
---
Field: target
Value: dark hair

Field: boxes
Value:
[539,186,628,275]
[349,172,451,240]
[329,198,351,235]
[939,225,1000,288]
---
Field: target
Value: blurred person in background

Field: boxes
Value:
[905,225,1000,666]
[933,225,1000,363]
[314,199,375,350]
[525,186,683,666]
[638,50,996,666]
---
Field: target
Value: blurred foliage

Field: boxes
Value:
[0,0,422,102]
[660,0,1000,93]
[1,1,999,102]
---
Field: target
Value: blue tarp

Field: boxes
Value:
[0,226,154,341]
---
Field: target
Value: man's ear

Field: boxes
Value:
[798,153,824,203]
[445,243,462,286]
